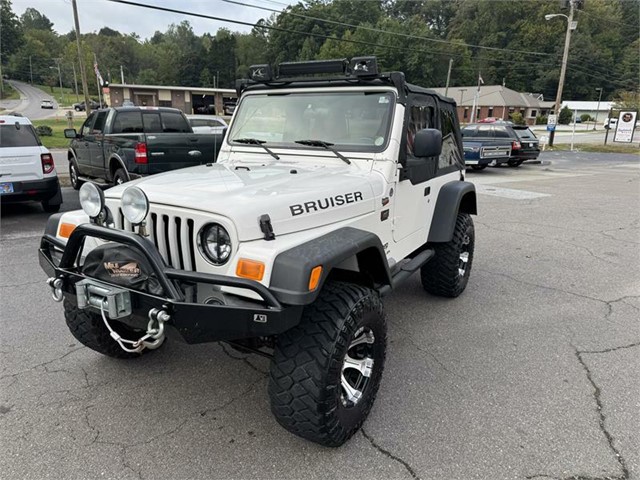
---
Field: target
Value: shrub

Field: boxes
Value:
[580,113,592,122]
[509,112,526,125]
[535,115,548,125]
[558,106,573,125]
[35,125,53,137]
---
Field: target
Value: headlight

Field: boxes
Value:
[79,182,104,218]
[121,187,149,225]
[198,223,232,265]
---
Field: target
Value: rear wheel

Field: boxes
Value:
[69,160,83,190]
[269,281,386,447]
[112,168,129,186]
[41,200,61,213]
[471,165,487,171]
[421,213,475,298]
[508,159,523,167]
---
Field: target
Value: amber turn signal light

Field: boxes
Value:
[59,223,76,238]
[308,265,323,291]
[236,259,265,281]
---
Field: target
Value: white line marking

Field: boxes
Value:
[475,184,551,200]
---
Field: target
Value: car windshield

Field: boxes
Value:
[0,124,41,147]
[228,90,395,152]
[514,128,537,140]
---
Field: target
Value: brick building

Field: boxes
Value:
[104,84,237,115]
[430,85,555,125]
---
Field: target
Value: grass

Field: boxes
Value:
[34,84,86,106]
[549,143,640,155]
[0,83,20,101]
[32,118,84,149]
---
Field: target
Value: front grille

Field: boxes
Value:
[116,209,197,271]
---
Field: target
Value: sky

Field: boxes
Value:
[12,0,294,38]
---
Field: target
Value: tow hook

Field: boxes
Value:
[47,277,64,302]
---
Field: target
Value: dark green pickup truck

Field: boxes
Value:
[64,107,225,189]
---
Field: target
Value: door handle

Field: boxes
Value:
[188,150,202,157]
[188,137,199,142]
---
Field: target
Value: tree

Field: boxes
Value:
[558,105,573,125]
[20,7,53,31]
[1,0,23,62]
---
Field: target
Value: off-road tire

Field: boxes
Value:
[41,200,61,213]
[471,165,487,171]
[69,160,83,190]
[64,299,148,359]
[421,213,474,298]
[269,281,387,447]
[113,168,129,186]
[508,159,523,167]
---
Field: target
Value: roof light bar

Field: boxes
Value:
[278,58,348,77]
[249,64,273,82]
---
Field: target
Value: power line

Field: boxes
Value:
[222,0,559,59]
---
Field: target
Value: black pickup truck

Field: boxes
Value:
[64,107,225,188]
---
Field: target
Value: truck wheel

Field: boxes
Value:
[41,200,61,213]
[508,160,523,167]
[471,165,486,171]
[269,281,386,447]
[64,299,151,359]
[421,213,475,298]
[113,168,129,186]
[69,160,83,190]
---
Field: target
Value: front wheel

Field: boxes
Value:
[269,281,387,447]
[421,213,475,298]
[69,160,83,190]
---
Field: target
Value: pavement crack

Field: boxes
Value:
[573,346,630,480]
[219,342,269,376]
[580,341,640,355]
[361,428,420,480]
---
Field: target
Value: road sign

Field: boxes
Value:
[547,114,557,131]
[613,111,637,143]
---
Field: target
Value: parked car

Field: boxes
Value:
[40,99,54,109]
[461,123,540,168]
[604,118,618,130]
[122,100,135,107]
[73,100,100,112]
[186,115,228,134]
[64,106,226,188]
[223,102,236,115]
[461,124,512,170]
[0,115,62,212]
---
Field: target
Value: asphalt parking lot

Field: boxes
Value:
[1,151,638,480]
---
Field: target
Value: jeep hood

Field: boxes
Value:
[106,163,380,241]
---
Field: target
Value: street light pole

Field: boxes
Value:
[593,87,603,131]
[546,1,575,147]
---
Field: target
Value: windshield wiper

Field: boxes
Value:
[294,140,351,165]
[233,138,280,160]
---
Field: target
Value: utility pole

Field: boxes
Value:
[72,0,91,111]
[29,56,34,84]
[120,65,125,84]
[53,58,65,105]
[94,53,103,108]
[593,87,603,130]
[444,58,453,97]
[547,0,575,146]
[72,63,79,102]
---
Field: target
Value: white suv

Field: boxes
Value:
[0,115,62,212]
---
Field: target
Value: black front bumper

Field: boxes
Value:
[39,224,303,343]
[2,177,61,203]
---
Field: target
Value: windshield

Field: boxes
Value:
[0,124,41,147]
[228,90,395,152]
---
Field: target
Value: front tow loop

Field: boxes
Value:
[47,277,64,302]
[99,305,169,353]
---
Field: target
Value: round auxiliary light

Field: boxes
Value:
[121,186,149,225]
[79,182,104,219]
[198,223,232,265]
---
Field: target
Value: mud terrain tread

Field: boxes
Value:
[64,299,143,359]
[421,213,474,298]
[268,281,386,447]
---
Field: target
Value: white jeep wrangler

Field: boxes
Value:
[40,57,477,447]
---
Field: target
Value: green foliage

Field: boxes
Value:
[580,113,592,122]
[35,125,53,136]
[0,0,23,63]
[535,115,548,125]
[509,112,526,125]
[20,7,53,31]
[558,106,573,125]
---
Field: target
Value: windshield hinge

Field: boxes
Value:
[259,214,276,241]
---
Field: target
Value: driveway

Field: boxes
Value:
[1,80,64,120]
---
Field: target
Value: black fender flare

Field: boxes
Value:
[108,154,128,181]
[427,181,477,243]
[269,227,391,305]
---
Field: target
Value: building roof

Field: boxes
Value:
[430,85,550,109]
[109,83,236,94]
[560,101,613,111]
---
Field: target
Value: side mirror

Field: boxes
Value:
[64,129,78,139]
[413,128,442,157]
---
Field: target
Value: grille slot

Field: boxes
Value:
[116,208,196,271]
